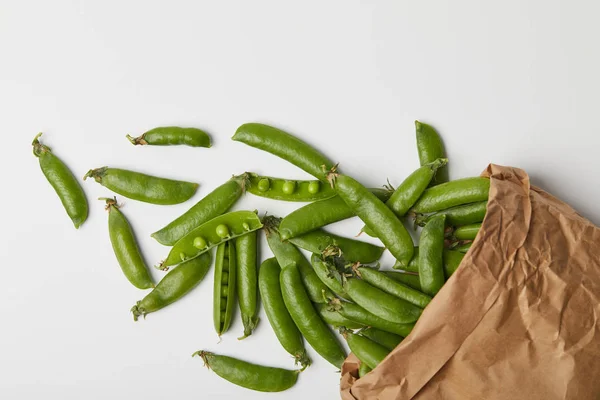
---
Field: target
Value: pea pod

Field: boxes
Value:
[160,211,262,270]
[193,350,299,392]
[84,167,198,205]
[232,123,335,182]
[415,120,448,186]
[453,223,481,240]
[411,177,490,214]
[452,241,473,253]
[131,253,211,320]
[245,173,335,202]
[290,230,384,263]
[310,253,349,300]
[258,258,311,369]
[213,241,237,336]
[279,187,393,241]
[32,133,88,228]
[331,299,415,337]
[236,232,259,339]
[414,201,487,227]
[359,327,403,351]
[264,217,333,303]
[315,303,365,329]
[342,328,390,370]
[102,198,154,290]
[280,263,347,368]
[358,363,372,377]
[152,174,248,246]
[384,271,422,291]
[329,172,414,267]
[419,215,446,296]
[126,126,211,147]
[357,267,431,308]
[393,247,465,277]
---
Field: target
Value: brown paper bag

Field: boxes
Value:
[341,164,600,400]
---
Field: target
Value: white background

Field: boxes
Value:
[1,1,599,399]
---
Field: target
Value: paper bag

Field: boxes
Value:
[341,164,600,400]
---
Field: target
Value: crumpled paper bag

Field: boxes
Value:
[341,164,600,400]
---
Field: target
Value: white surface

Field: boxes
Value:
[1,1,599,399]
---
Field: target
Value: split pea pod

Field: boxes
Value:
[331,300,415,337]
[32,133,88,228]
[278,187,393,241]
[126,126,211,147]
[102,198,154,290]
[315,303,365,329]
[161,210,262,270]
[151,174,248,246]
[453,223,481,240]
[357,267,431,308]
[342,329,391,370]
[359,327,403,351]
[415,120,449,186]
[419,215,446,296]
[289,230,384,264]
[236,232,259,339]
[245,173,335,202]
[384,271,422,291]
[213,241,237,336]
[232,123,335,182]
[393,248,465,278]
[258,258,311,369]
[193,350,300,392]
[414,201,487,227]
[310,253,349,300]
[358,363,372,377]
[280,263,347,368]
[329,172,414,267]
[411,177,490,214]
[84,167,198,205]
[264,217,334,303]
[131,253,211,320]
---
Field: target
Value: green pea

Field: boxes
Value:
[179,252,187,261]
[216,224,230,238]
[220,298,227,310]
[236,232,259,340]
[357,267,431,309]
[193,236,207,249]
[343,329,391,370]
[32,133,88,228]
[246,173,335,202]
[415,120,449,186]
[84,167,198,205]
[192,351,300,392]
[221,272,229,285]
[102,198,154,290]
[220,285,229,297]
[131,253,211,321]
[257,178,270,192]
[307,181,320,194]
[242,222,250,231]
[281,180,296,194]
[419,215,446,296]
[411,177,490,214]
[333,301,415,337]
[126,126,211,147]
[213,241,237,336]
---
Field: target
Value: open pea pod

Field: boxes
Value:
[160,211,262,270]
[245,173,336,202]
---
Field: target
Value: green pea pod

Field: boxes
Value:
[84,167,198,205]
[411,177,490,214]
[245,173,336,202]
[193,351,300,392]
[452,241,473,253]
[314,303,365,329]
[394,248,464,277]
[357,267,431,309]
[264,217,334,303]
[32,133,88,228]
[280,263,347,368]
[414,201,487,227]
[309,254,349,300]
[232,123,335,182]
[358,362,372,378]
[160,210,262,270]
[213,241,237,336]
[131,253,211,320]
[290,230,384,264]
[102,198,154,290]
[359,327,403,351]
[258,258,311,369]
[329,173,414,267]
[126,127,211,147]
[279,187,393,241]
[453,223,481,240]
[333,300,415,337]
[419,215,446,296]
[152,174,248,246]
[384,271,422,291]
[343,329,390,370]
[236,232,259,340]
[344,278,421,324]
[415,120,449,186]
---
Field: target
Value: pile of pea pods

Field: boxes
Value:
[32,122,488,393]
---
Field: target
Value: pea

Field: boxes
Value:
[126,126,211,147]
[342,329,391,370]
[101,198,154,290]
[216,224,230,238]
[220,285,229,297]
[221,272,229,285]
[357,266,432,309]
[333,300,415,337]
[281,180,296,194]
[220,299,227,311]
[419,215,446,296]
[307,181,320,194]
[131,253,211,321]
[193,236,207,249]
[411,177,490,214]
[32,133,88,228]
[257,178,270,192]
[84,167,198,205]
[415,120,449,186]
[359,327,403,351]
[453,223,481,240]
[236,232,259,340]
[246,173,335,202]
[192,351,300,392]
[179,252,187,261]
[213,241,237,336]
[242,222,250,231]
[289,230,384,264]
[152,174,248,246]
